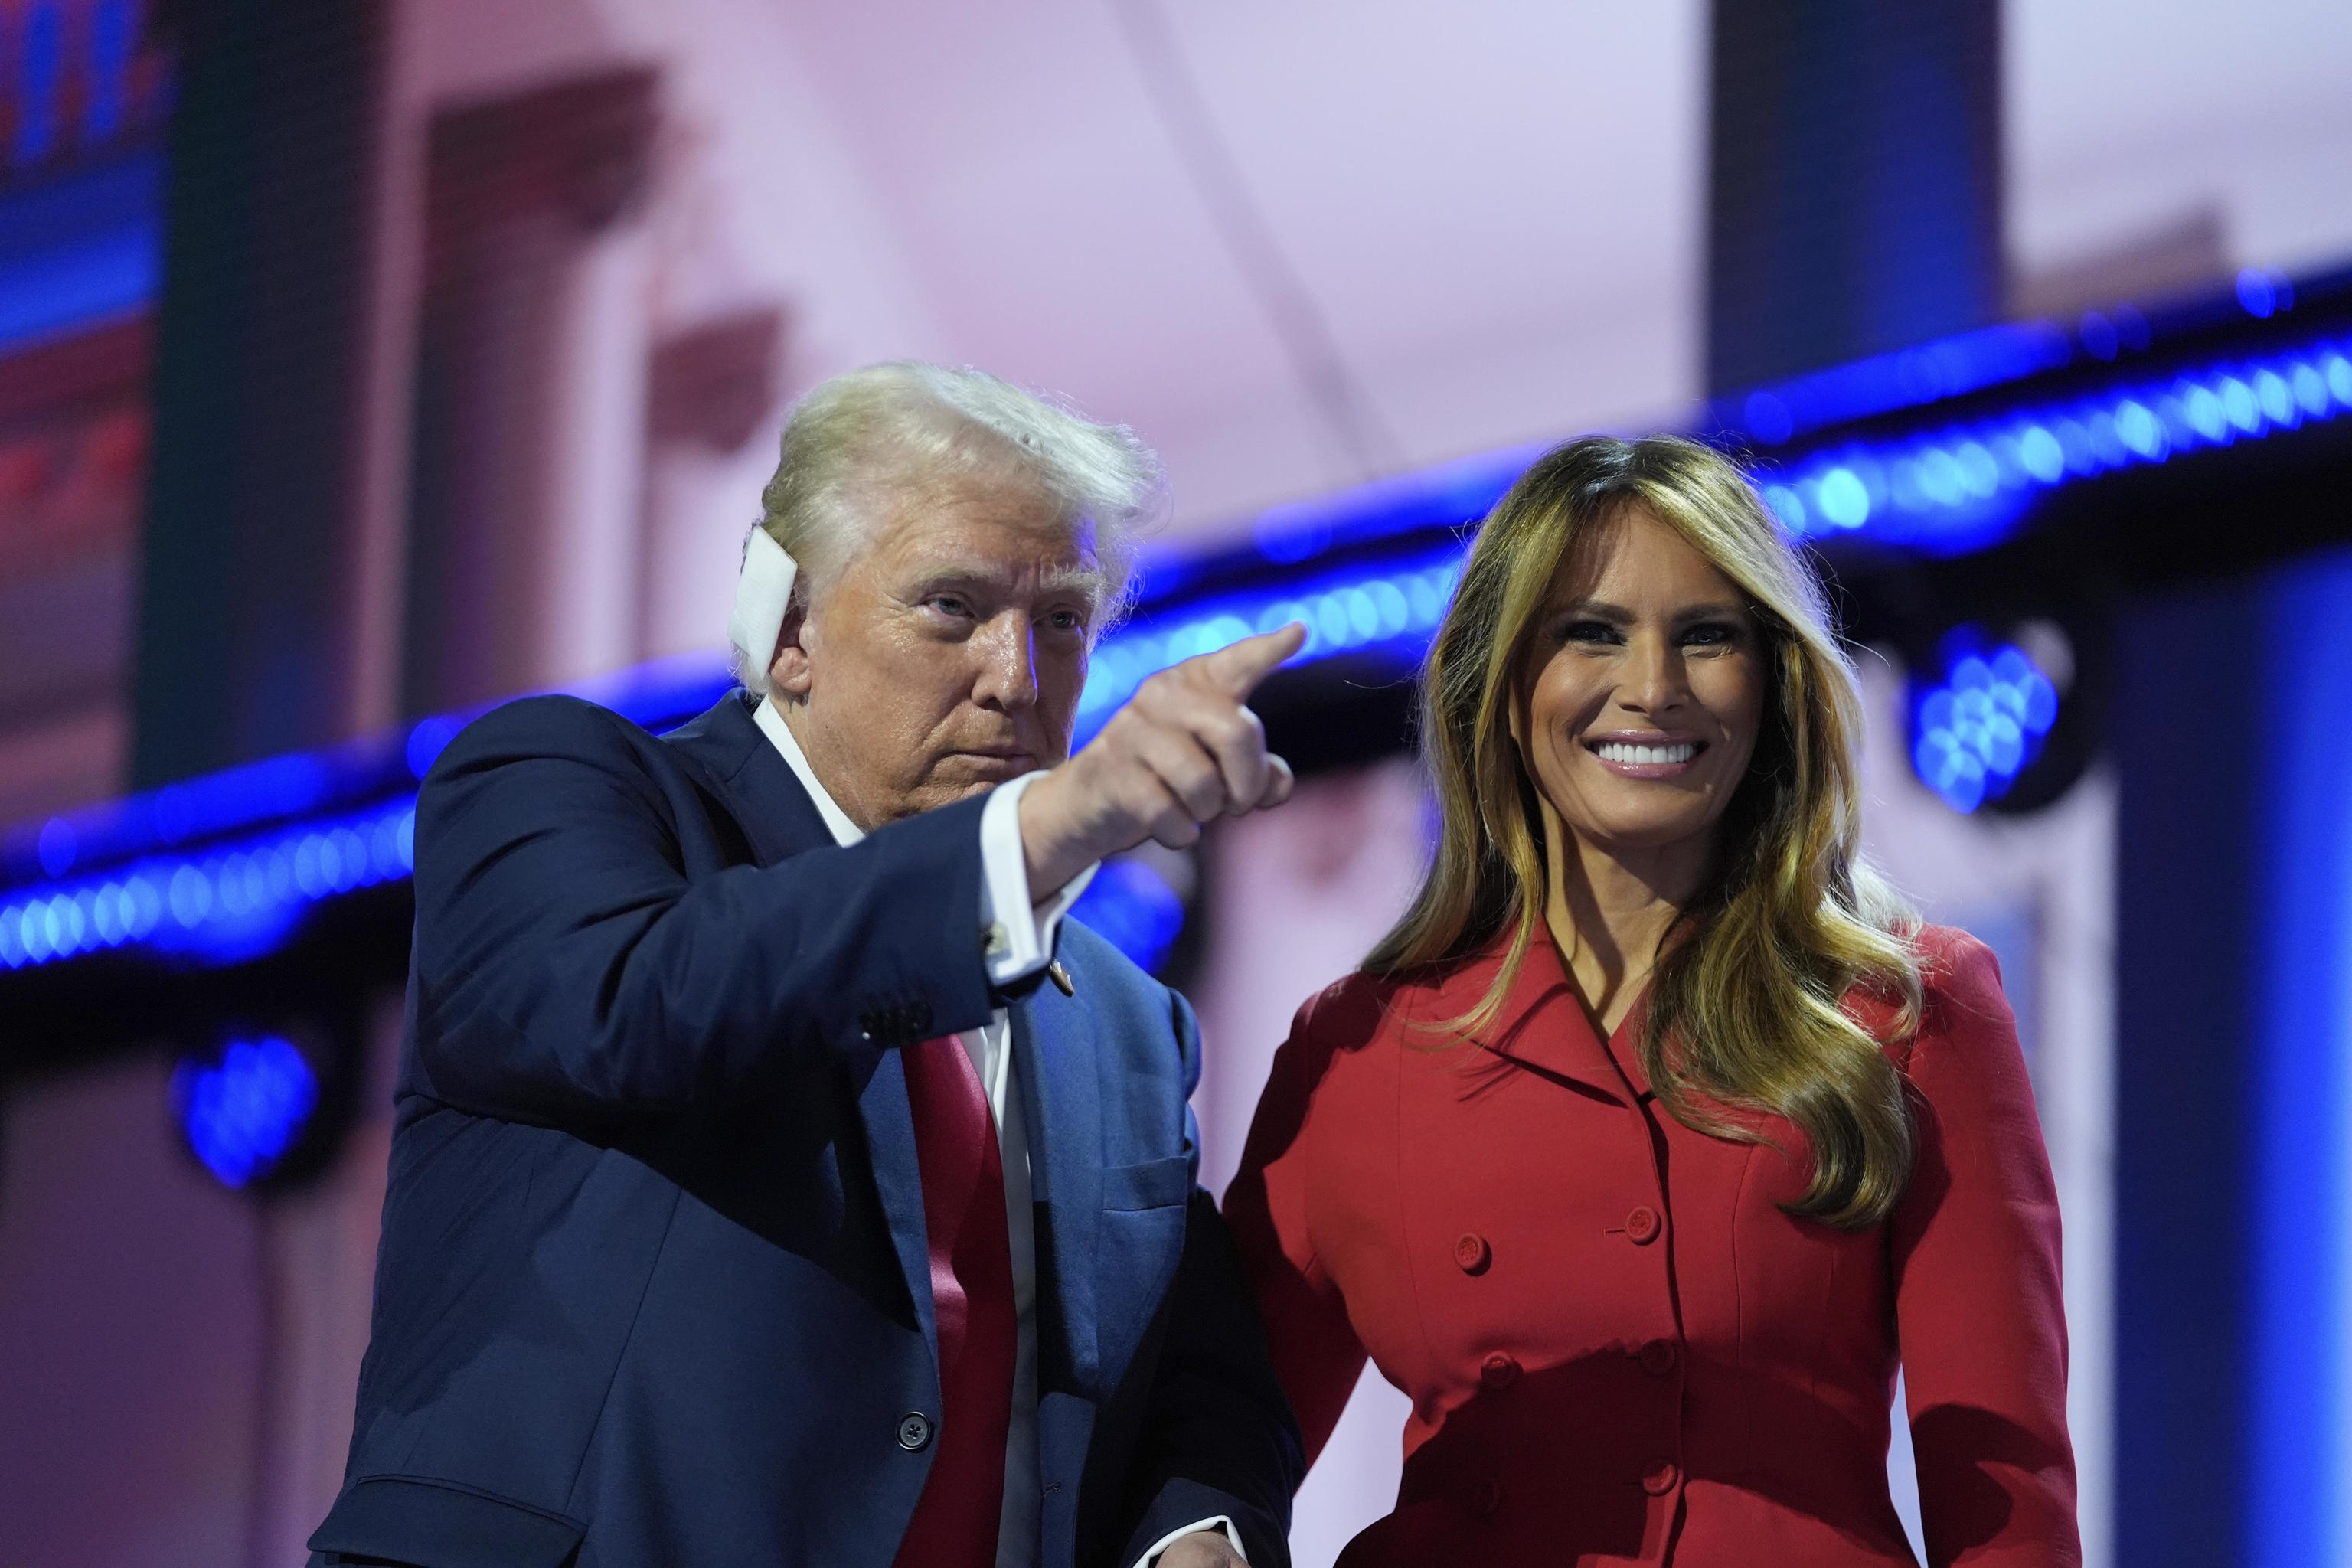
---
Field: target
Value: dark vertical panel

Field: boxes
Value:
[399,69,655,719]
[131,0,384,785]
[1707,0,2003,393]
[2112,577,2260,1565]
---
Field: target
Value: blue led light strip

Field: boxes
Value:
[1756,333,2352,554]
[0,798,416,971]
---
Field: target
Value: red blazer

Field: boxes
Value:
[1223,924,2077,1566]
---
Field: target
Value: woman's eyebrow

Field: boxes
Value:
[1551,599,1749,622]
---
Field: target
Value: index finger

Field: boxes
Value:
[1194,622,1307,698]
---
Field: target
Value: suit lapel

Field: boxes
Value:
[659,691,833,869]
[663,691,940,1367]
[1010,974,1102,1396]
[861,1049,940,1367]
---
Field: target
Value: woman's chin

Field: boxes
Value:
[1576,811,1718,859]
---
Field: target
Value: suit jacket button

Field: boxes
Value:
[1470,1477,1503,1516]
[1480,1352,1521,1388]
[1453,1233,1491,1274]
[1641,1459,1680,1495]
[1638,1338,1679,1376]
[897,1412,933,1452]
[906,1001,933,1036]
[1625,1205,1662,1245]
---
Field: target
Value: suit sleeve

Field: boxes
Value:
[1890,931,2082,1566]
[1221,990,1371,1468]
[407,697,998,1127]
[1117,988,1306,1568]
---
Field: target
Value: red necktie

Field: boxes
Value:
[892,1034,1018,1568]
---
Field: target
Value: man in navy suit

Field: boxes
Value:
[311,364,1304,1567]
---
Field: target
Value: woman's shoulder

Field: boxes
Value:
[1289,968,1410,1054]
[1872,923,2022,1083]
[1909,922,2011,1016]
[1292,942,1510,1047]
[1842,922,2011,1067]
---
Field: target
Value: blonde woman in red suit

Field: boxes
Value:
[1223,436,2077,1566]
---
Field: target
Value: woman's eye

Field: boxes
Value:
[1560,619,1622,645]
[1682,621,1743,649]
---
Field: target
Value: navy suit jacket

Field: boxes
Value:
[311,691,1302,1568]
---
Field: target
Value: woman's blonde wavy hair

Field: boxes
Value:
[1366,435,1923,1230]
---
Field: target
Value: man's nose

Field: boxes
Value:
[974,613,1041,711]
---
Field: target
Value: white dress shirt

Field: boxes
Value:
[753,700,1242,1568]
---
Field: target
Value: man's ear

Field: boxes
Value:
[767,599,813,700]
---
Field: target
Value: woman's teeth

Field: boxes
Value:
[1596,741,1697,765]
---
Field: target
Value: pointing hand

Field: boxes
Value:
[1019,624,1305,893]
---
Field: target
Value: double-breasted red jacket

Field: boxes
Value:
[1223,923,2077,1566]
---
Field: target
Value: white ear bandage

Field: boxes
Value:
[727,528,800,697]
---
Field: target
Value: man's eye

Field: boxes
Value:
[1042,609,1087,635]
[925,595,972,618]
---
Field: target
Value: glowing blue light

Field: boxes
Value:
[172,1036,318,1188]
[2115,400,2165,459]
[0,800,417,972]
[1070,858,1187,974]
[1910,639,2061,813]
[1816,468,1871,528]
[1744,391,1795,444]
[2080,312,2119,361]
[407,717,460,781]
[1761,484,1807,531]
[2017,426,2064,482]
[2238,268,2292,318]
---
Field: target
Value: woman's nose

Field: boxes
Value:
[1619,634,1686,713]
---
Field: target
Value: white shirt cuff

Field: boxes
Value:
[978,771,1097,987]
[1133,1515,1244,1568]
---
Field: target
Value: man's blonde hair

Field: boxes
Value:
[745,363,1165,674]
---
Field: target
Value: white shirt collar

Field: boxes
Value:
[751,696,864,848]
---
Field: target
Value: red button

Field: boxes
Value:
[1471,1476,1504,1516]
[1625,1205,1661,1245]
[1638,1338,1679,1377]
[1642,1459,1680,1495]
[1480,1352,1521,1388]
[1454,1233,1491,1274]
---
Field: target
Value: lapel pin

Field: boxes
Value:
[1047,961,1075,998]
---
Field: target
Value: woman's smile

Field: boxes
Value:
[1586,730,1708,778]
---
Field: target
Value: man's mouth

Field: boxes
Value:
[950,749,1038,775]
